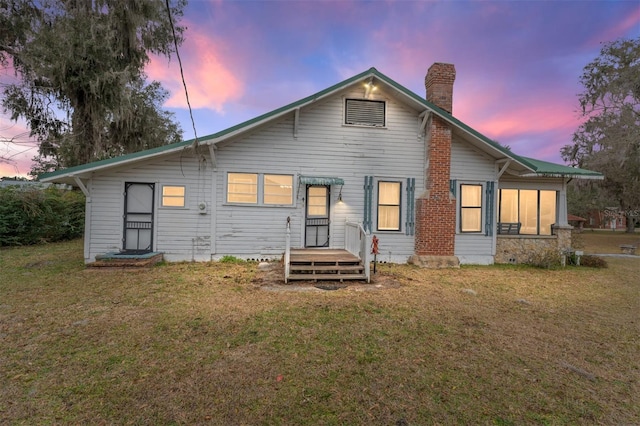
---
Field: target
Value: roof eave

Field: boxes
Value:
[519,172,605,180]
[39,142,193,183]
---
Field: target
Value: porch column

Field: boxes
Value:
[556,180,570,227]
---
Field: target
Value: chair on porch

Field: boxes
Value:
[497,222,521,235]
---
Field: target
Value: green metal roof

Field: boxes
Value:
[40,67,600,182]
[39,138,195,181]
[519,157,603,179]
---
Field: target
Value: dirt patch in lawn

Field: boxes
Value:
[252,261,403,291]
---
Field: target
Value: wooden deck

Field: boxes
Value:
[288,249,367,282]
[290,249,360,263]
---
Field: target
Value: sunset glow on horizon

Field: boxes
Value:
[1,0,638,178]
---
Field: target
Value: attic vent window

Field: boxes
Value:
[345,99,385,127]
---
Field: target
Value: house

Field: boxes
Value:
[585,208,628,230]
[40,63,603,278]
[567,214,587,233]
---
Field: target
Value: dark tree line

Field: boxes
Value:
[562,37,640,232]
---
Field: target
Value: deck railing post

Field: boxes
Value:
[362,229,371,283]
[285,217,291,283]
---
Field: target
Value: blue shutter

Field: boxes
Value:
[485,181,495,236]
[405,178,416,235]
[363,176,373,232]
[450,179,457,197]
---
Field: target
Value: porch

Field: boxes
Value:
[288,249,367,282]
[285,220,371,283]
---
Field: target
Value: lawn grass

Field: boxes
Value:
[1,239,639,424]
[576,229,640,254]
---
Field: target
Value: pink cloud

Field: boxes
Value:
[588,7,640,47]
[470,101,581,143]
[146,21,244,112]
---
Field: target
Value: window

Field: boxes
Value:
[161,185,185,207]
[227,173,258,204]
[226,173,294,206]
[264,174,293,205]
[539,191,557,235]
[377,181,401,231]
[345,99,385,127]
[307,186,328,216]
[499,189,557,235]
[499,189,518,225]
[460,184,482,232]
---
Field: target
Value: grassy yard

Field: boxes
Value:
[576,229,640,254]
[1,240,639,425]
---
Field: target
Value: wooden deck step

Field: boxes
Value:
[290,264,364,272]
[288,273,367,281]
[286,248,368,282]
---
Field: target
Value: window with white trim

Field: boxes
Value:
[377,181,401,231]
[460,184,482,232]
[227,173,258,204]
[264,174,293,205]
[161,185,186,207]
[226,173,294,206]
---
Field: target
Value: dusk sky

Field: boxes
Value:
[1,0,639,177]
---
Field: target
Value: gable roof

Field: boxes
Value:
[40,67,602,184]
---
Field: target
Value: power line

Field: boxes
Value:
[164,0,198,149]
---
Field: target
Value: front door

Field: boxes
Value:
[305,185,330,247]
[123,182,155,253]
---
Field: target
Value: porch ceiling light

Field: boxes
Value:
[364,77,377,98]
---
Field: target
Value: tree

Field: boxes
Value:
[561,37,640,232]
[0,0,186,173]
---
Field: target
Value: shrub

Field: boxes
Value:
[524,247,563,269]
[579,255,608,268]
[0,186,85,246]
[219,255,244,263]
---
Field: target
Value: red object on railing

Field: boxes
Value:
[371,235,379,255]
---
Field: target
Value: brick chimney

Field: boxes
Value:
[425,63,455,113]
[410,63,459,268]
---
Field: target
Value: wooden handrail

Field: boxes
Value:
[345,221,371,283]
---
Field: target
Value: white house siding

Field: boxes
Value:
[213,87,425,262]
[87,154,212,262]
[450,138,497,264]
